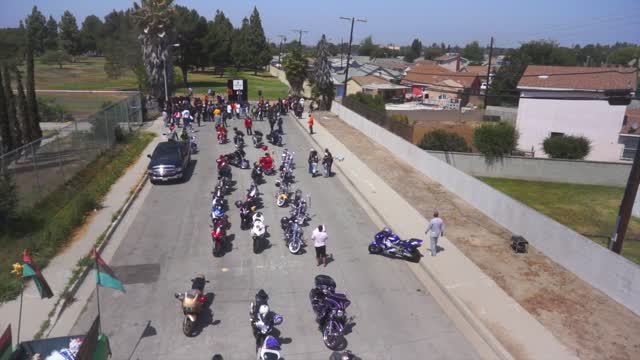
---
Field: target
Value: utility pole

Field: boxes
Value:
[340,16,367,97]
[291,29,308,47]
[277,35,286,64]
[609,145,640,254]
[340,37,344,68]
[483,36,494,109]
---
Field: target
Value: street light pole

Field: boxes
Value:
[162,43,180,106]
[278,35,286,64]
[340,17,367,97]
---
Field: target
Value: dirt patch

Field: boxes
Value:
[317,111,640,360]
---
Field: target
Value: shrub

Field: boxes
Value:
[0,173,17,225]
[419,129,470,152]
[473,122,519,157]
[345,93,385,112]
[542,134,591,159]
[390,114,409,124]
[38,98,68,122]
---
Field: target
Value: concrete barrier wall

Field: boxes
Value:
[426,151,632,187]
[332,100,640,316]
[486,106,518,123]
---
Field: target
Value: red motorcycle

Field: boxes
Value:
[211,223,226,257]
[216,126,228,144]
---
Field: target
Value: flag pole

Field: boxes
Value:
[17,278,24,344]
[94,251,102,334]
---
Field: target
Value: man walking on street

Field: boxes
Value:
[322,149,333,177]
[312,224,329,267]
[308,114,314,134]
[426,211,444,257]
[268,115,276,133]
[244,116,253,135]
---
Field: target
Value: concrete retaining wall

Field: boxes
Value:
[332,100,640,316]
[486,106,518,123]
[426,151,632,187]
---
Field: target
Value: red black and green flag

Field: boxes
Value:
[92,248,124,293]
[22,250,54,299]
[0,325,12,360]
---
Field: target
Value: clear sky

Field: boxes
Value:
[2,0,639,48]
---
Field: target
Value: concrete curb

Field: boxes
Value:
[289,112,512,360]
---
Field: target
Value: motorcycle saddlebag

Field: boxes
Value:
[314,274,336,291]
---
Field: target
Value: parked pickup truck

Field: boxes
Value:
[147,141,191,184]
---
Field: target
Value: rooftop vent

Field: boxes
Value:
[537,75,549,79]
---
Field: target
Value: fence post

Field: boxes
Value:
[105,110,111,147]
[56,132,65,183]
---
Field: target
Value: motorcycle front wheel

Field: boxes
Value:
[276,195,286,207]
[322,321,343,350]
[183,317,194,336]
[368,244,382,254]
[288,240,301,254]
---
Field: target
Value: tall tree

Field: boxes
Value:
[247,7,271,75]
[174,5,208,87]
[0,68,11,153]
[358,36,376,57]
[404,38,422,62]
[2,66,21,148]
[461,41,484,64]
[312,34,335,110]
[59,11,81,58]
[79,15,104,54]
[205,10,234,75]
[132,0,176,107]
[25,11,43,141]
[25,6,46,54]
[14,67,32,145]
[43,16,59,51]
[231,17,250,70]
[282,46,308,95]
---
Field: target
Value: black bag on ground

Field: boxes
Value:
[511,235,528,253]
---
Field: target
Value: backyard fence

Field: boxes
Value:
[341,97,415,142]
[0,93,143,209]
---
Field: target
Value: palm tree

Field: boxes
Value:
[132,0,176,108]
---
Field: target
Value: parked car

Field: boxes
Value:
[147,141,191,184]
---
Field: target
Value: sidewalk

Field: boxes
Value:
[292,111,578,360]
[0,119,164,346]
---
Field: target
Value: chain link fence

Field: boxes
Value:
[0,93,143,209]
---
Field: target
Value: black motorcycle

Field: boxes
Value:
[236,200,254,230]
[266,131,283,146]
[251,163,264,184]
[233,129,245,147]
[250,289,283,349]
[225,147,249,168]
[252,130,264,148]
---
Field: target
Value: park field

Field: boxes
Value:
[32,56,288,100]
[38,92,128,119]
[480,177,640,264]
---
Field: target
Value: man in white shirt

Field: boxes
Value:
[311,224,329,267]
[426,211,444,257]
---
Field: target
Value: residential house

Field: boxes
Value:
[332,63,402,98]
[434,53,470,72]
[346,75,409,101]
[401,62,481,109]
[516,65,637,162]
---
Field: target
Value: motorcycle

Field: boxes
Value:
[368,228,422,262]
[257,335,282,360]
[246,182,261,208]
[252,162,264,184]
[211,223,226,256]
[182,135,198,153]
[281,149,295,169]
[281,216,304,254]
[233,128,245,147]
[225,146,248,168]
[309,275,351,350]
[252,130,264,148]
[289,195,310,225]
[216,126,228,144]
[236,200,256,230]
[266,131,283,147]
[250,289,283,350]
[252,212,267,254]
[174,274,209,336]
[274,179,290,208]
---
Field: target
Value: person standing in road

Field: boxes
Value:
[244,116,253,135]
[308,149,319,177]
[322,149,333,177]
[308,114,314,134]
[312,224,329,267]
[268,114,276,133]
[425,211,444,257]
[277,115,283,134]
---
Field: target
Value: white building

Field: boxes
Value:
[516,65,637,162]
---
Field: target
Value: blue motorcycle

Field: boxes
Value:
[368,228,422,262]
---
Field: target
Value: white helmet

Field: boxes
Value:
[259,304,269,316]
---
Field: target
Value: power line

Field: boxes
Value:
[290,29,309,45]
[405,68,638,79]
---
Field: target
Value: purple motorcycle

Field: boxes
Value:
[309,275,351,350]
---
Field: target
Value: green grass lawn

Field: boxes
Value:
[38,92,128,119]
[30,56,288,100]
[479,177,640,264]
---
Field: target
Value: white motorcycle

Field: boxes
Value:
[257,335,282,360]
[252,212,267,254]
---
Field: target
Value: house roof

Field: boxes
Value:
[402,63,479,88]
[350,75,391,86]
[464,65,490,76]
[369,58,410,71]
[435,54,457,62]
[517,65,637,92]
[620,109,640,136]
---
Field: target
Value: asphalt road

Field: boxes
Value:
[72,113,480,360]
